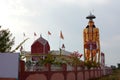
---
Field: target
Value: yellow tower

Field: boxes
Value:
[83,13,100,63]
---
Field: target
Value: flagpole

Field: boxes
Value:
[59,31,64,55]
[59,37,61,49]
[23,32,25,51]
[34,32,37,41]
[47,31,51,49]
[59,38,62,56]
[47,34,50,42]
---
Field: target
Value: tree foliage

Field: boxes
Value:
[0,27,15,52]
[43,53,55,64]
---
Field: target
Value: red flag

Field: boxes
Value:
[34,32,37,36]
[62,44,65,48]
[79,54,83,58]
[23,33,25,37]
[20,46,23,51]
[60,31,64,39]
[48,31,51,35]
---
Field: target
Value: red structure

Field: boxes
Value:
[19,60,112,80]
[31,35,50,54]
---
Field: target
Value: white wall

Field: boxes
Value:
[0,53,19,78]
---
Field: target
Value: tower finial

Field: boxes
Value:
[40,34,42,37]
[86,12,96,20]
[90,11,92,16]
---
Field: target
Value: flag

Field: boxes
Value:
[60,31,64,39]
[79,54,83,58]
[34,32,37,36]
[62,44,65,48]
[23,33,25,37]
[48,31,51,35]
[20,46,23,51]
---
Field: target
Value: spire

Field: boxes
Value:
[86,12,96,21]
[40,34,42,38]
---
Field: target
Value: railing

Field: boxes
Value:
[19,60,112,80]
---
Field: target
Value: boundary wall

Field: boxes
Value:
[19,61,112,80]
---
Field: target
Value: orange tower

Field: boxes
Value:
[83,13,100,63]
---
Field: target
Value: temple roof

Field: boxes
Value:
[34,36,48,45]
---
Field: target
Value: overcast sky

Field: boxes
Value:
[0,0,120,67]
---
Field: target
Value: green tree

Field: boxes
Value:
[43,53,55,64]
[0,27,15,52]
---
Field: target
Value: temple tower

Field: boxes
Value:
[83,13,100,63]
[31,35,50,54]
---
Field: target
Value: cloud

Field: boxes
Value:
[101,35,120,50]
[4,0,110,16]
[56,0,109,7]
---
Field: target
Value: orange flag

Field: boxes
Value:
[23,33,25,37]
[34,32,37,36]
[48,31,51,35]
[60,31,64,39]
[62,44,65,48]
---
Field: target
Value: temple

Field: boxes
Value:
[0,14,113,80]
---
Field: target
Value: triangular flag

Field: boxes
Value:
[23,33,25,37]
[20,46,23,51]
[60,31,64,39]
[62,44,65,49]
[48,31,51,35]
[34,32,37,36]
